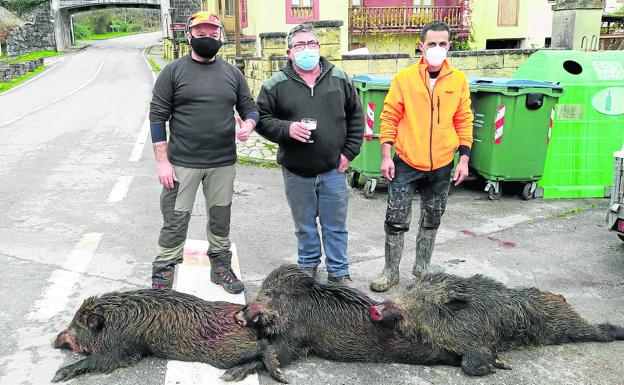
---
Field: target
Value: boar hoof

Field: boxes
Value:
[221,365,254,382]
[52,366,78,382]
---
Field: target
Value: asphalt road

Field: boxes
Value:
[1,32,623,385]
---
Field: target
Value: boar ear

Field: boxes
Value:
[442,292,470,314]
[87,313,105,332]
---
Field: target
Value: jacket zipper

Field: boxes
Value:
[437,96,440,124]
[427,70,453,171]
[287,67,331,97]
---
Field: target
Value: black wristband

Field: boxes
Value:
[150,122,167,143]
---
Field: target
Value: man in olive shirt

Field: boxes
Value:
[149,12,258,293]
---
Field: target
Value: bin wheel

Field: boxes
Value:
[487,184,502,200]
[364,179,377,199]
[522,182,536,200]
[350,171,361,188]
[619,234,624,242]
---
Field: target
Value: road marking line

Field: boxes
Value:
[130,42,159,162]
[27,232,103,322]
[108,176,134,202]
[129,113,150,162]
[0,53,111,128]
[164,240,259,385]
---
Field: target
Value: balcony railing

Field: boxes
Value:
[600,34,624,50]
[291,6,314,19]
[349,6,462,34]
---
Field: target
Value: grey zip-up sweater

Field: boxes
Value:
[149,55,258,168]
[256,57,364,177]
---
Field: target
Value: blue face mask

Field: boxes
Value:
[293,48,320,71]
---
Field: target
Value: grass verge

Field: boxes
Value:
[7,51,59,63]
[148,58,161,73]
[0,66,46,93]
[236,156,279,169]
[78,31,147,40]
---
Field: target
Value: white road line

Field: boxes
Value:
[108,176,134,202]
[128,43,158,162]
[164,241,259,385]
[129,113,150,162]
[0,233,103,385]
[27,232,103,322]
[0,53,111,128]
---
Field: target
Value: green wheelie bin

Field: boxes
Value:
[468,77,563,200]
[514,50,624,199]
[351,75,393,198]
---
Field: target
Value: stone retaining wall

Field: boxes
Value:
[0,58,44,83]
[5,4,55,58]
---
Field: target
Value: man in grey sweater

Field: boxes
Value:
[149,12,258,293]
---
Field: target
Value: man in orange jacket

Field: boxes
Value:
[370,21,473,292]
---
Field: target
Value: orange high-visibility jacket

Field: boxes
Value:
[379,57,473,171]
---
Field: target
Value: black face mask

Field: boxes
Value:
[190,36,222,59]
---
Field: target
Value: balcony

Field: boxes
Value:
[349,5,463,35]
[291,6,314,19]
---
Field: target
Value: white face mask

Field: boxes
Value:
[425,45,447,67]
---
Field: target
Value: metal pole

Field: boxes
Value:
[234,0,242,57]
[234,0,245,71]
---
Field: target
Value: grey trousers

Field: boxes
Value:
[154,164,235,265]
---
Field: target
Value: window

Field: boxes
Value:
[498,0,519,27]
[544,37,551,48]
[286,0,319,24]
[485,39,522,49]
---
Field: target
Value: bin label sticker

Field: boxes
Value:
[592,87,624,116]
[365,102,375,141]
[548,108,554,145]
[557,104,584,120]
[592,61,624,81]
[494,105,505,144]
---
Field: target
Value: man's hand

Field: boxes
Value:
[452,155,469,186]
[380,143,395,181]
[157,160,177,189]
[381,157,395,181]
[288,121,311,143]
[338,154,349,173]
[235,116,254,142]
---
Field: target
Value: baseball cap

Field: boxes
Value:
[188,11,222,29]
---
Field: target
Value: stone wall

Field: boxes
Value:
[5,4,55,58]
[0,58,44,83]
[230,48,536,99]
[163,37,257,60]
[162,18,536,98]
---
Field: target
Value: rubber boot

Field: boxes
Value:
[369,233,404,292]
[412,227,437,277]
[151,261,176,290]
[209,251,245,294]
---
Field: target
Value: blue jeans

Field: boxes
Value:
[282,167,350,277]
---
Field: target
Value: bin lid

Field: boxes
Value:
[353,75,393,91]
[513,50,624,85]
[469,77,563,96]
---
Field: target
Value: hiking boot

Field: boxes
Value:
[370,233,404,292]
[300,266,318,279]
[210,268,245,294]
[151,262,175,290]
[328,275,352,286]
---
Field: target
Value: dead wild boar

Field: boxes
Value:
[51,289,286,382]
[232,264,461,377]
[370,272,624,376]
